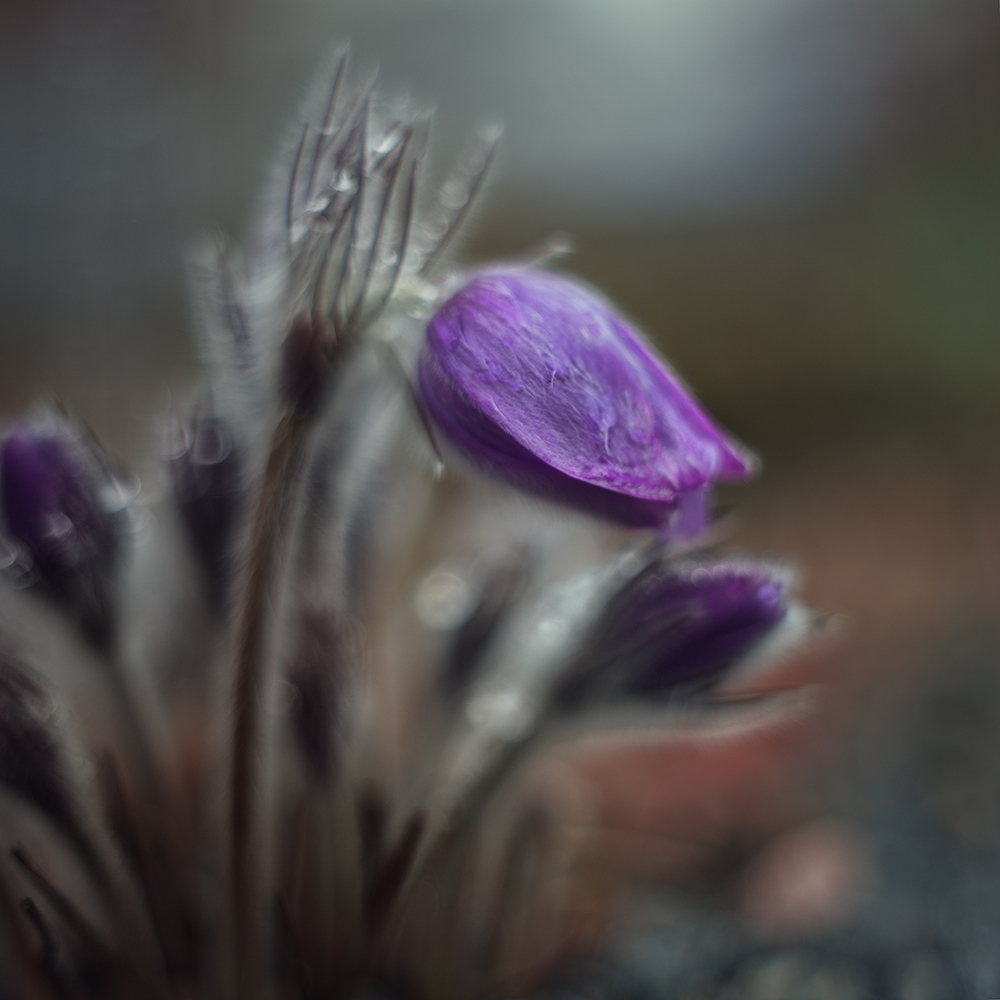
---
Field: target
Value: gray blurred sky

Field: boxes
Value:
[0,0,986,297]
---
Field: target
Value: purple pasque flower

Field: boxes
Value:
[555,557,790,706]
[418,267,755,529]
[0,422,120,642]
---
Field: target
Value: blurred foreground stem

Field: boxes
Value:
[228,411,309,1000]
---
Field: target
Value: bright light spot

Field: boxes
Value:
[414,569,475,630]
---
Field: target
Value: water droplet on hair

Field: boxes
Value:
[414,570,474,630]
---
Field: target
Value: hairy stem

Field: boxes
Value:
[0,865,56,1000]
[104,650,161,802]
[228,412,308,1000]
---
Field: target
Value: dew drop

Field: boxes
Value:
[414,570,474,630]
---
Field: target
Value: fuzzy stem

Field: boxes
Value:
[104,649,161,802]
[228,412,308,1000]
[369,719,545,966]
[0,866,56,1000]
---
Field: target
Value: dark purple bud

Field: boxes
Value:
[418,268,755,529]
[168,403,243,609]
[556,557,790,706]
[1,422,121,644]
[286,610,342,783]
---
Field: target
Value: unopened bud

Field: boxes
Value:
[419,268,755,530]
[168,402,243,609]
[1,419,125,644]
[557,557,791,705]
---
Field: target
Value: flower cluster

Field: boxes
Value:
[0,53,823,1000]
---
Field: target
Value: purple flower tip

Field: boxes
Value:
[0,425,115,597]
[558,558,790,704]
[620,559,790,694]
[418,268,755,528]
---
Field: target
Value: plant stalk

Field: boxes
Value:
[228,411,308,1000]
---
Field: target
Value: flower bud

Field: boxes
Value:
[168,403,243,609]
[556,557,790,706]
[418,268,755,529]
[1,421,122,643]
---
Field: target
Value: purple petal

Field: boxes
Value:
[557,557,790,704]
[419,268,755,527]
[1,428,112,589]
[621,560,790,694]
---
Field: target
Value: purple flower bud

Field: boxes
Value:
[1,423,121,642]
[556,557,790,705]
[418,268,755,529]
